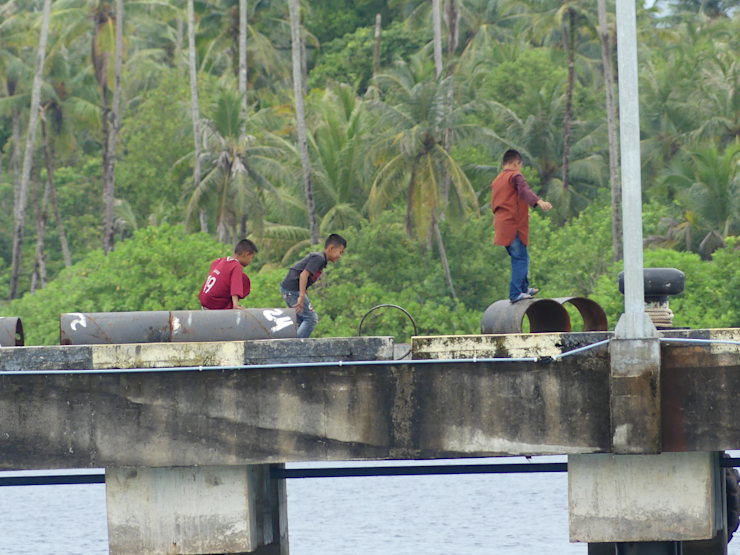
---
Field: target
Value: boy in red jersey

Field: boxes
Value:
[199,239,258,310]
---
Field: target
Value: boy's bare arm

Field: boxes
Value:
[232,294,246,309]
[295,270,311,312]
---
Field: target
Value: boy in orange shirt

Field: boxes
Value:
[491,150,552,303]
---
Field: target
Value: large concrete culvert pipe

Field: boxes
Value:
[0,317,24,347]
[480,297,608,335]
[481,299,571,334]
[552,297,608,332]
[60,309,297,345]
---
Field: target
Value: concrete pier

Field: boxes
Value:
[106,465,288,555]
[2,330,740,553]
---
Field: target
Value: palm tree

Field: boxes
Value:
[505,0,597,198]
[490,79,604,221]
[186,88,288,244]
[596,0,621,261]
[288,0,318,245]
[692,51,740,147]
[368,55,480,298]
[432,0,444,76]
[186,0,207,232]
[9,0,53,300]
[657,143,740,255]
[239,0,247,117]
[103,0,124,254]
[307,84,369,227]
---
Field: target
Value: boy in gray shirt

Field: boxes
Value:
[279,234,346,338]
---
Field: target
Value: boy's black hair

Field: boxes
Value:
[502,149,523,166]
[234,239,259,255]
[324,234,347,249]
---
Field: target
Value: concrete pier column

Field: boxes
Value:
[105,465,288,555]
[569,452,724,547]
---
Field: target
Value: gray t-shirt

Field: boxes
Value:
[280,252,328,291]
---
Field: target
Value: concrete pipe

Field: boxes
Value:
[552,297,608,332]
[60,309,297,345]
[0,317,24,347]
[481,299,571,334]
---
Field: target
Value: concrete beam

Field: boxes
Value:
[0,357,612,469]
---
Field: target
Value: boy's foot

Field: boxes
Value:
[511,293,533,303]
[527,288,539,297]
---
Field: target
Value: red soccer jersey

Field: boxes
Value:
[199,257,251,310]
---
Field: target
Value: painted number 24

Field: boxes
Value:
[263,309,294,333]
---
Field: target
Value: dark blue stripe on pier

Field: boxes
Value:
[2,458,738,486]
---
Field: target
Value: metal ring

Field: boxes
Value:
[358,304,418,338]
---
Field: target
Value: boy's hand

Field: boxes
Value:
[295,295,305,313]
[537,199,553,212]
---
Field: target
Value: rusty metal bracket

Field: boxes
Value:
[0,317,24,347]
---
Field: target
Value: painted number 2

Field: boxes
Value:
[263,309,294,333]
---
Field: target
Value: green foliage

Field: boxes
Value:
[2,224,229,345]
[116,70,217,224]
[305,0,393,49]
[308,21,425,93]
[592,243,740,330]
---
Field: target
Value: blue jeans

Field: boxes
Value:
[280,287,319,338]
[505,233,530,301]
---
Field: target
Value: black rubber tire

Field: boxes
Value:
[727,466,740,543]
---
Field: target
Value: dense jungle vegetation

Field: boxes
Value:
[3,0,740,344]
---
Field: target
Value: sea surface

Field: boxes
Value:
[1,456,739,555]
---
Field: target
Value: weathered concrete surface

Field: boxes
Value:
[0,357,612,470]
[0,337,395,371]
[4,330,740,471]
[412,332,612,360]
[610,338,661,454]
[0,344,93,371]
[106,464,287,555]
[661,342,740,453]
[569,452,720,542]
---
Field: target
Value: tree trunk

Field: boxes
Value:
[301,33,308,96]
[598,0,622,262]
[176,15,183,68]
[432,0,443,77]
[9,0,52,300]
[561,8,575,192]
[433,212,457,300]
[239,0,248,117]
[240,213,247,239]
[104,0,124,254]
[446,0,459,57]
[288,0,319,245]
[187,0,208,233]
[41,118,72,268]
[93,5,111,253]
[31,168,50,291]
[12,112,20,211]
[373,13,381,76]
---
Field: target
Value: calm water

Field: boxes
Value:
[1,456,738,555]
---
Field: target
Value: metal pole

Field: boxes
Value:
[615,0,646,337]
